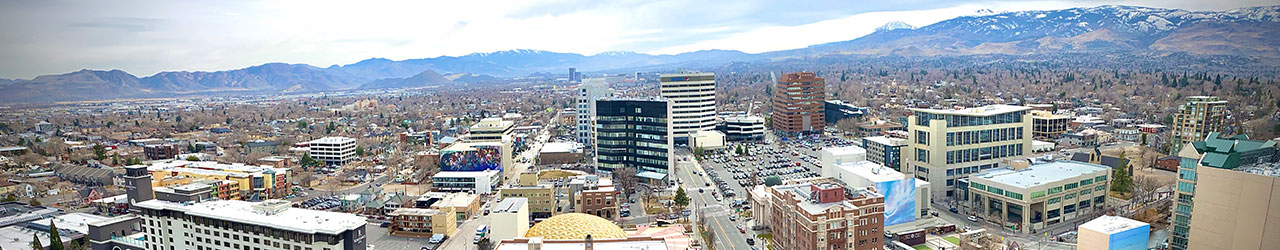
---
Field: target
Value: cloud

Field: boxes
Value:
[0,0,1272,79]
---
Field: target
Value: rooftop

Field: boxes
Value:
[831,161,905,183]
[432,170,500,178]
[387,207,448,216]
[863,136,907,146]
[494,198,528,213]
[822,146,866,157]
[910,104,1030,116]
[1079,215,1148,235]
[309,137,354,144]
[539,142,579,154]
[135,199,364,235]
[971,160,1110,189]
[29,212,108,234]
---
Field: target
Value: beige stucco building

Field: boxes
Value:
[1184,164,1280,250]
[906,104,1033,200]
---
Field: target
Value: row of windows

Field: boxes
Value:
[946,143,1023,164]
[946,127,1024,146]
[914,110,1026,127]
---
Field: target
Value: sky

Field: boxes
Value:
[0,0,1273,79]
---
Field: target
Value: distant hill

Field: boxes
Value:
[2,4,1278,104]
[792,5,1280,56]
[358,69,451,89]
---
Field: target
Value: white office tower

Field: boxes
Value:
[576,78,614,147]
[659,72,716,144]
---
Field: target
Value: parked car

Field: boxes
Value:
[968,215,979,222]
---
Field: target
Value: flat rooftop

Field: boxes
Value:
[863,136,907,147]
[822,146,866,157]
[432,170,500,178]
[388,207,447,216]
[29,212,108,234]
[1079,215,1148,235]
[971,160,1110,189]
[539,142,578,154]
[910,104,1030,116]
[310,137,355,144]
[832,160,906,183]
[135,199,364,235]
[496,239,668,250]
[494,198,528,213]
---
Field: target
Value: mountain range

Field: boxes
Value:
[3,5,1278,104]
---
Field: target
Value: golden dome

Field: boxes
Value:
[524,213,626,240]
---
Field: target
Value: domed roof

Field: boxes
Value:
[524,213,626,240]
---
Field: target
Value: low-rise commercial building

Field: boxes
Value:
[822,159,929,225]
[572,177,619,220]
[499,184,556,219]
[430,170,500,194]
[962,160,1111,234]
[1030,110,1071,139]
[145,160,291,199]
[720,115,766,141]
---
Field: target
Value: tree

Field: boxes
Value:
[1112,166,1132,193]
[1,194,16,202]
[355,146,365,157]
[476,237,494,250]
[674,187,690,208]
[225,117,233,125]
[48,220,64,250]
[300,153,320,167]
[92,144,106,160]
[765,176,782,187]
[1140,133,1148,146]
[185,156,201,161]
[735,145,743,155]
[296,120,307,129]
[28,198,41,207]
[31,233,43,250]
[613,167,638,199]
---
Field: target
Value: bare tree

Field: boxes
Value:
[613,167,639,199]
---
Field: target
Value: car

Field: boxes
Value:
[738,225,746,233]
[949,207,958,213]
[968,215,979,222]
[729,215,737,221]
[380,222,391,227]
[746,238,755,245]
[699,188,704,193]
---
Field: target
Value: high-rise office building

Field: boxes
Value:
[770,72,826,136]
[594,98,673,184]
[659,72,715,144]
[1171,96,1227,145]
[568,67,579,83]
[576,78,614,147]
[1169,133,1279,250]
[905,105,1032,199]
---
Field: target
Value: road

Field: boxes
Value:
[674,153,754,250]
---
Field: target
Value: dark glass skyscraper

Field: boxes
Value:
[594,98,673,184]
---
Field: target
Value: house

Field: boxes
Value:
[1070,147,1130,170]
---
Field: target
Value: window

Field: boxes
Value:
[1030,191,1045,199]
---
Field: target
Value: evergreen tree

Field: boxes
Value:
[48,220,64,250]
[674,187,690,207]
[32,233,43,249]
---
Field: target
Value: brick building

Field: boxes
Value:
[767,178,885,250]
[772,72,826,135]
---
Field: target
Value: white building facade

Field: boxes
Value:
[659,72,716,144]
[134,199,368,250]
[576,78,614,147]
[308,137,356,166]
[906,105,1033,199]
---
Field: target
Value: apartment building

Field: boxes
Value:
[307,137,356,166]
[766,179,885,250]
[574,178,619,220]
[576,78,614,147]
[961,160,1111,234]
[905,105,1032,199]
[1171,96,1227,145]
[133,199,368,250]
[659,72,716,143]
[772,72,826,135]
[145,160,292,199]
[594,98,674,184]
[388,206,457,237]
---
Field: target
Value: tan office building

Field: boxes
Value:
[906,105,1033,199]
[1184,164,1280,250]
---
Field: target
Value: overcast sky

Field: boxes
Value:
[0,0,1272,79]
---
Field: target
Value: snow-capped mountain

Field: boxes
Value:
[876,21,916,32]
[801,5,1280,56]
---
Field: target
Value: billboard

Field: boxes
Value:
[876,178,917,226]
[440,144,502,172]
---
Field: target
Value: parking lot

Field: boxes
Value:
[696,133,859,207]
